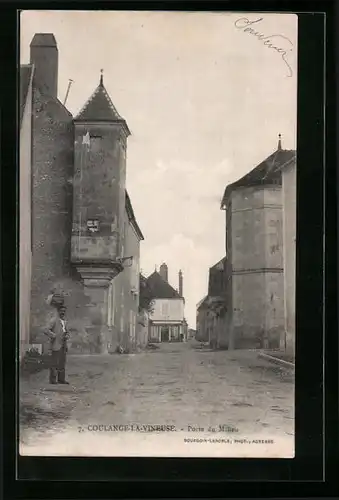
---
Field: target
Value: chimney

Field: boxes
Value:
[159,263,168,282]
[179,270,183,297]
[30,33,58,99]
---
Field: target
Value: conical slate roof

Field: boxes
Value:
[75,74,130,132]
[146,271,181,299]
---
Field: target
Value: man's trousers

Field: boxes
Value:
[49,347,67,383]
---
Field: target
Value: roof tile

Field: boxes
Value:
[75,81,127,123]
[221,148,296,207]
[146,271,181,299]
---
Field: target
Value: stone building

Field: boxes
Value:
[146,264,186,342]
[106,192,144,353]
[187,328,197,340]
[206,258,228,348]
[196,296,209,343]
[220,138,296,350]
[19,64,34,360]
[19,33,144,356]
[195,258,228,348]
[281,156,296,356]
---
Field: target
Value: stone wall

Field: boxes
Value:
[282,161,296,355]
[30,86,75,342]
[218,311,230,349]
[230,186,284,349]
[232,272,266,348]
[71,123,127,263]
[107,210,141,352]
[196,307,208,342]
[19,73,33,360]
[264,271,285,349]
[29,87,103,354]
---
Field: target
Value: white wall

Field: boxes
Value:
[150,298,184,322]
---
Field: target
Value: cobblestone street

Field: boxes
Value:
[20,341,294,458]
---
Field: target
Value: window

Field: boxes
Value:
[90,135,102,153]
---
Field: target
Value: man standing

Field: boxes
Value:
[44,305,70,384]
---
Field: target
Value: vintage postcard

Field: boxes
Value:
[19,10,297,458]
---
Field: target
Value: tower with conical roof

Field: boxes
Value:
[71,72,131,349]
[220,135,296,351]
[71,71,130,267]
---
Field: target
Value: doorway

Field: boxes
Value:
[161,326,169,342]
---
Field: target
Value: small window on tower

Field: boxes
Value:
[90,135,102,153]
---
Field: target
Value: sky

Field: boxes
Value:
[21,11,297,328]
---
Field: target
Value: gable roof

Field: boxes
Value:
[139,273,154,310]
[208,256,227,297]
[125,190,144,240]
[146,271,181,299]
[20,64,33,126]
[221,148,296,208]
[197,295,208,310]
[197,295,211,311]
[74,76,130,134]
[210,257,226,272]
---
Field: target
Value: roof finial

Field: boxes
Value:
[277,133,282,150]
[100,69,104,86]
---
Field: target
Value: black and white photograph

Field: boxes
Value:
[19,10,297,458]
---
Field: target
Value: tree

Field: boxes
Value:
[139,274,155,314]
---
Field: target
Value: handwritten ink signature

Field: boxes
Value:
[234,17,294,77]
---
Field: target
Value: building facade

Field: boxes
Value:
[107,192,144,352]
[19,64,34,360]
[196,296,209,342]
[20,33,144,357]
[281,157,296,356]
[207,258,228,349]
[196,258,228,348]
[221,140,296,350]
[146,265,186,342]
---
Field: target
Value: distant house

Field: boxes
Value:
[146,263,186,342]
[187,328,197,340]
[220,136,296,350]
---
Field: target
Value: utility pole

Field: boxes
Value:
[63,79,74,106]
